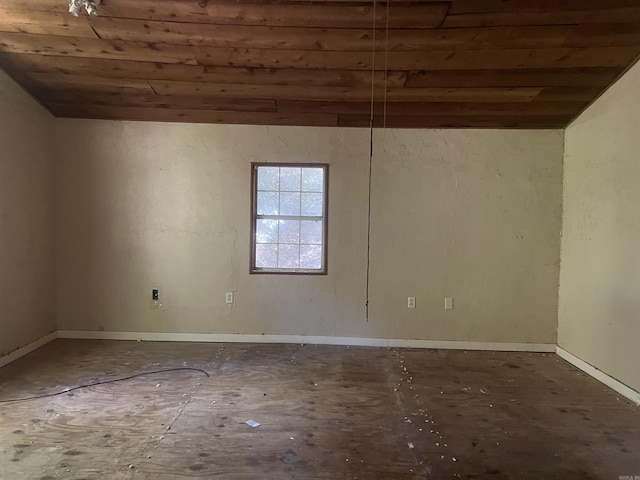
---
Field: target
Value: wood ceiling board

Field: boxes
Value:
[404,68,623,88]
[443,8,640,28]
[31,82,155,97]
[148,80,542,103]
[24,73,156,97]
[194,66,407,88]
[532,86,605,102]
[337,114,570,128]
[275,100,589,116]
[563,23,640,48]
[49,104,339,126]
[89,21,575,51]
[193,46,640,71]
[0,54,408,87]
[41,91,278,112]
[0,32,198,64]
[99,1,450,29]
[91,20,390,51]
[383,87,543,103]
[0,53,208,78]
[448,0,640,15]
[1,1,449,29]
[47,105,569,129]
[0,9,98,38]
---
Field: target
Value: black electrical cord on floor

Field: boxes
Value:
[0,367,210,404]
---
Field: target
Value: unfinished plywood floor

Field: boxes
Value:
[1,340,639,479]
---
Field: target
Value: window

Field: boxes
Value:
[251,163,328,274]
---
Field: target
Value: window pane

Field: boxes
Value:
[300,220,322,245]
[301,193,323,216]
[280,192,301,216]
[257,167,279,191]
[256,219,278,244]
[300,245,322,269]
[278,219,300,244]
[257,192,279,215]
[302,168,324,192]
[280,167,301,191]
[256,244,278,268]
[278,244,299,269]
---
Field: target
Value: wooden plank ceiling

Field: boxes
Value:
[0,0,639,128]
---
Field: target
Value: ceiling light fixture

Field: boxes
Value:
[69,0,100,17]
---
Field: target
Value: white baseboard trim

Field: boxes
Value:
[0,331,58,368]
[57,330,556,352]
[556,346,640,406]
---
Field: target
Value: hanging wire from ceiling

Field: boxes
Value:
[364,0,377,322]
[365,0,390,322]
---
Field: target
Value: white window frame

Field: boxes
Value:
[250,163,328,275]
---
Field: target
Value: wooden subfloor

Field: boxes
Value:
[0,340,639,479]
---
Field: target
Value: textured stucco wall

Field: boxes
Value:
[559,61,640,392]
[55,121,563,343]
[0,70,56,357]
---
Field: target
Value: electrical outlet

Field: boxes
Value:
[225,292,234,304]
[444,297,454,310]
[151,288,160,309]
[408,296,416,309]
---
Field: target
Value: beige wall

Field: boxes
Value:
[0,70,56,358]
[559,61,640,392]
[56,121,563,344]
